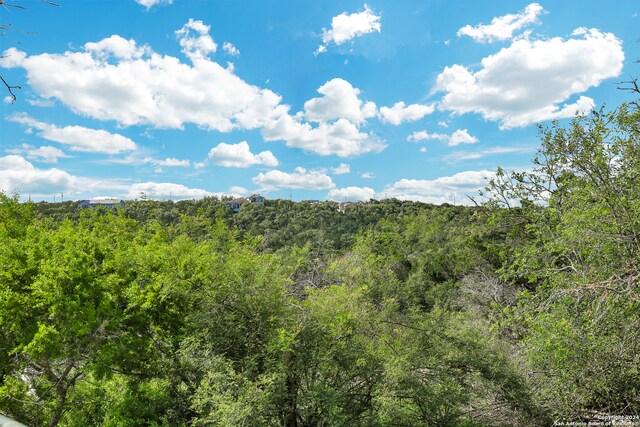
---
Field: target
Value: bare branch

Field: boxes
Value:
[0,75,20,102]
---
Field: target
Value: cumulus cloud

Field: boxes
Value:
[316,4,381,54]
[260,78,385,157]
[331,163,351,175]
[407,129,478,146]
[0,27,284,132]
[208,141,278,168]
[0,155,130,198]
[262,115,385,157]
[384,170,496,205]
[135,0,172,9]
[304,78,376,124]
[0,155,76,194]
[6,144,71,163]
[378,102,435,125]
[252,167,335,191]
[8,113,138,154]
[360,172,374,179]
[327,186,375,202]
[436,28,622,128]
[457,3,545,43]
[176,19,218,61]
[1,23,391,159]
[127,182,219,200]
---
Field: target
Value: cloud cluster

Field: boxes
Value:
[252,167,335,191]
[207,141,278,168]
[1,23,395,158]
[316,4,381,54]
[384,170,496,205]
[9,113,138,154]
[436,28,622,128]
[0,33,283,132]
[457,3,544,43]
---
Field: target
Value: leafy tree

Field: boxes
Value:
[487,101,640,419]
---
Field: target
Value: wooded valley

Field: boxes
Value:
[2,100,640,426]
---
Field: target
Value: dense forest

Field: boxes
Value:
[2,97,640,426]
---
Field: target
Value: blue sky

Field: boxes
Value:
[0,0,637,203]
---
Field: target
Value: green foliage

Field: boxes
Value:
[488,103,640,418]
[10,99,640,427]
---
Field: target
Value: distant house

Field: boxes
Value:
[248,194,265,205]
[337,201,354,213]
[224,197,249,213]
[224,194,266,213]
[78,198,125,210]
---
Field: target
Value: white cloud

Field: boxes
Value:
[0,155,129,198]
[8,113,138,154]
[407,128,477,146]
[304,78,376,124]
[0,155,75,194]
[259,78,385,157]
[448,129,479,146]
[1,26,284,132]
[222,42,240,56]
[360,172,374,179]
[154,157,191,167]
[229,186,248,196]
[252,167,335,191]
[26,98,55,107]
[327,186,374,202]
[135,0,172,9]
[316,4,381,54]
[207,141,278,168]
[85,35,150,60]
[176,19,217,61]
[443,145,533,163]
[262,115,385,157]
[108,154,191,168]
[331,163,351,175]
[127,182,219,200]
[1,23,389,159]
[457,3,544,43]
[436,28,623,128]
[378,102,435,125]
[407,130,447,142]
[384,170,496,205]
[6,144,71,163]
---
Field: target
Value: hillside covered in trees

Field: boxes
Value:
[2,98,640,426]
